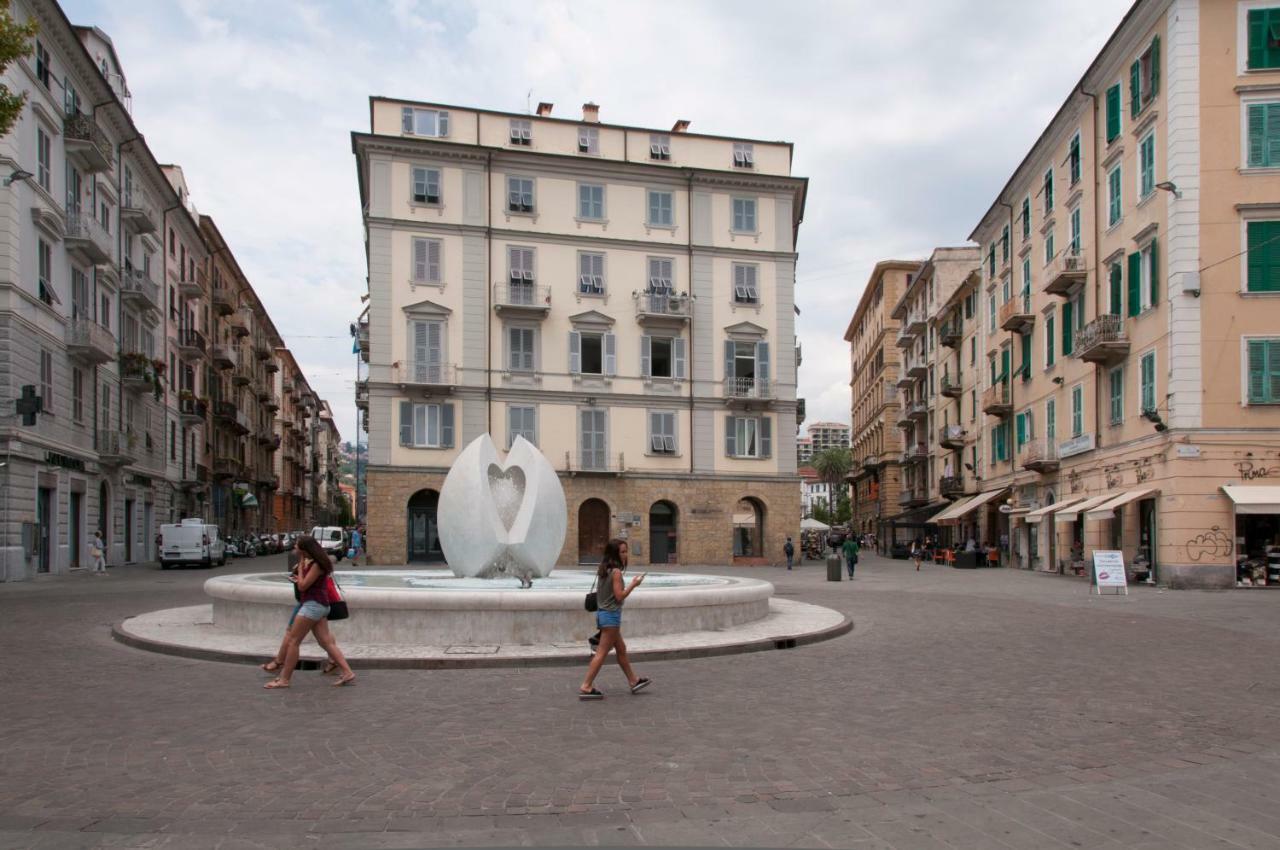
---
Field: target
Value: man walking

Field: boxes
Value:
[350,525,364,565]
[91,530,107,576]
[784,536,795,570]
[842,535,859,579]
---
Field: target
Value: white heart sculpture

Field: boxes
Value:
[437,434,567,585]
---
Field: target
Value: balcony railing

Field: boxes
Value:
[940,375,963,398]
[723,377,773,401]
[178,266,207,297]
[120,268,162,315]
[97,430,137,466]
[1044,248,1088,296]
[940,476,965,497]
[212,287,235,316]
[177,328,206,358]
[982,382,1012,416]
[1019,440,1060,473]
[64,209,113,265]
[212,344,238,370]
[1075,314,1129,365]
[493,283,552,315]
[862,454,882,470]
[119,192,158,233]
[939,323,962,348]
[355,380,368,411]
[634,291,691,323]
[907,400,928,419]
[66,318,115,365]
[120,353,157,393]
[394,361,456,387]
[567,451,625,475]
[229,307,252,337]
[63,110,112,172]
[233,363,254,387]
[939,424,966,449]
[902,443,929,464]
[213,457,243,479]
[895,326,918,349]
[898,487,926,507]
[998,293,1036,332]
[179,396,207,424]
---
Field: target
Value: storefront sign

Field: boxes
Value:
[1092,550,1128,595]
[1058,434,1096,459]
[44,452,85,472]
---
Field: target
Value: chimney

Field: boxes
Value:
[671,119,690,133]
[582,102,600,123]
[536,102,554,117]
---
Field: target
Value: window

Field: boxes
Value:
[991,421,1008,462]
[643,335,685,380]
[579,409,607,469]
[1019,331,1033,381]
[399,401,455,448]
[1249,8,1280,69]
[101,383,110,433]
[40,350,53,410]
[1107,165,1122,226]
[36,127,49,190]
[732,142,754,168]
[648,190,673,227]
[168,228,175,256]
[409,320,444,383]
[507,246,535,300]
[1106,83,1123,142]
[725,339,769,392]
[509,118,531,146]
[969,336,976,366]
[401,107,449,137]
[732,197,756,232]
[1021,258,1031,305]
[1247,102,1280,168]
[648,256,673,293]
[988,243,996,276]
[1109,366,1124,424]
[1071,385,1084,437]
[72,367,83,423]
[1002,275,1011,305]
[411,237,441,284]
[1247,220,1280,292]
[988,293,996,332]
[1068,133,1082,185]
[1044,231,1055,266]
[1046,312,1055,366]
[726,415,770,458]
[970,388,976,422]
[578,183,604,220]
[577,126,599,155]
[1140,351,1156,414]
[1130,37,1160,117]
[170,421,176,460]
[1062,296,1075,356]
[508,405,536,447]
[37,239,52,305]
[570,330,615,376]
[508,326,535,371]
[411,167,440,204]
[507,176,534,214]
[1069,207,1082,254]
[35,41,50,88]
[1001,224,1010,262]
[578,252,605,295]
[1127,239,1159,313]
[1109,263,1124,315]
[1046,398,1056,444]
[1247,339,1280,403]
[1139,131,1155,198]
[649,133,671,161]
[1015,410,1032,450]
[1042,167,1054,214]
[733,264,759,303]
[648,411,677,454]
[1020,196,1031,241]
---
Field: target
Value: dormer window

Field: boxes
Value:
[650,133,671,161]
[401,107,449,138]
[509,119,532,146]
[732,142,754,168]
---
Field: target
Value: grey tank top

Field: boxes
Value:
[596,567,622,611]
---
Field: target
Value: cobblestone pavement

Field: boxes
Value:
[1,554,1278,848]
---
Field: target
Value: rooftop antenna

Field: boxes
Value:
[526,89,532,114]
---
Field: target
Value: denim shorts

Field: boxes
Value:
[596,609,622,629]
[297,600,331,621]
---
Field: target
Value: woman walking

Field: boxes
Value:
[259,550,337,676]
[579,539,650,700]
[263,536,356,689]
[911,538,924,571]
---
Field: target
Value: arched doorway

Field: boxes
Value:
[649,501,677,565]
[733,497,765,559]
[407,489,444,563]
[578,498,610,564]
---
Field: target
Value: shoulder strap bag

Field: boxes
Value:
[583,572,599,612]
[326,574,350,621]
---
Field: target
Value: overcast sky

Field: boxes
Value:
[63,0,1133,445]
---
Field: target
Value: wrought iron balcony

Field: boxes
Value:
[263,390,279,412]
[907,400,929,420]
[898,487,927,507]
[177,328,206,359]
[999,293,1036,332]
[394,361,456,388]
[232,364,253,387]
[66,318,115,365]
[1044,248,1088,296]
[939,424,966,449]
[862,454,883,470]
[213,457,243,479]
[904,314,927,336]
[982,382,1012,417]
[97,430,137,466]
[63,110,112,172]
[179,396,207,425]
[902,443,929,464]
[1075,314,1129,365]
[64,209,113,265]
[120,268,162,314]
[906,359,928,380]
[355,380,368,411]
[896,371,918,390]
[120,353,157,393]
[119,192,157,233]
[634,291,691,324]
[895,326,918,349]
[212,344,238,370]
[566,451,625,476]
[1019,439,1060,473]
[939,323,962,348]
[493,283,552,316]
[940,476,966,498]
[940,375,963,398]
[723,377,773,403]
[262,433,282,452]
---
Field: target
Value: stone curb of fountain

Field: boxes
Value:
[111,599,853,669]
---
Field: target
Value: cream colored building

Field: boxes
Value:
[955,0,1280,588]
[352,99,807,566]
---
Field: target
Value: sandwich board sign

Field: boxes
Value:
[1091,550,1128,596]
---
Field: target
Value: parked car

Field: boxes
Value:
[160,519,226,569]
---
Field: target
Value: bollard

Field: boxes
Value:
[826,553,843,581]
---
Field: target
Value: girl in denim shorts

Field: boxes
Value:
[264,536,356,689]
[579,538,651,700]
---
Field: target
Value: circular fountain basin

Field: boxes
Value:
[205,570,773,646]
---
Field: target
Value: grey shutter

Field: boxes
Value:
[756,341,770,384]
[413,239,428,281]
[760,416,772,458]
[413,167,427,201]
[401,107,413,133]
[438,111,449,136]
[426,321,442,382]
[674,337,686,380]
[724,340,735,382]
[413,321,428,379]
[427,239,441,281]
[641,335,652,377]
[569,331,581,374]
[399,401,413,445]
[441,403,455,447]
[603,333,616,376]
[724,415,737,457]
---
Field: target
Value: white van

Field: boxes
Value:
[160,519,226,569]
[311,526,346,561]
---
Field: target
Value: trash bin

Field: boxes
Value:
[826,553,843,581]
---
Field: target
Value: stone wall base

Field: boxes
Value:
[1159,562,1234,590]
[365,468,800,568]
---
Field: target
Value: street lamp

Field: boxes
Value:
[3,168,33,187]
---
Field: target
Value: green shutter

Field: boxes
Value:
[1141,354,1155,413]
[1247,221,1280,292]
[1148,237,1159,306]
[1249,340,1267,403]
[1062,300,1073,356]
[1046,315,1055,365]
[1249,103,1267,168]
[1130,60,1141,118]
[1020,332,1031,380]
[1015,413,1026,448]
[1001,348,1010,383]
[1110,264,1123,315]
[1150,36,1160,98]
[1268,104,1280,167]
[1127,252,1141,316]
[1110,369,1123,423]
[1105,84,1121,142]
[1269,339,1280,402]
[1250,9,1267,69]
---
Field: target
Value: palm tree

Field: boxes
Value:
[812,448,853,521]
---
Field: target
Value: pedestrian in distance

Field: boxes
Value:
[784,536,795,570]
[842,535,859,579]
[579,539,651,700]
[263,536,356,690]
[350,525,364,565]
[911,539,923,571]
[91,530,107,575]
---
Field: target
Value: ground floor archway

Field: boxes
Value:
[649,500,678,565]
[578,498,610,564]
[407,488,444,563]
[732,496,766,560]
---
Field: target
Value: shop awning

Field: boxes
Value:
[935,488,1008,525]
[1023,495,1089,524]
[1221,484,1280,514]
[1054,493,1119,524]
[1084,487,1160,520]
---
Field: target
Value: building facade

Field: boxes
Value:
[796,435,813,466]
[845,261,916,544]
[804,421,850,453]
[353,99,807,566]
[957,0,1280,588]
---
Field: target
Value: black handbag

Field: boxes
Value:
[327,576,349,621]
[584,574,598,612]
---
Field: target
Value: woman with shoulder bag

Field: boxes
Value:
[264,536,356,689]
[578,539,650,700]
[258,549,340,677]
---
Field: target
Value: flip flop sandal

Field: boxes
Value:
[630,678,652,694]
[333,675,357,687]
[263,679,291,689]
[259,661,282,673]
[578,688,604,700]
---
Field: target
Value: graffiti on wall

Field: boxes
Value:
[1185,526,1233,562]
[1234,460,1280,480]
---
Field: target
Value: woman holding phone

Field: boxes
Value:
[579,538,651,700]
[263,536,356,690]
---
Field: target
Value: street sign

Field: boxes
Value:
[1092,550,1128,596]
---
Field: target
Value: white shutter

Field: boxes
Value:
[428,239,441,282]
[426,321,442,382]
[641,336,652,377]
[413,239,428,281]
[569,331,581,374]
[603,333,616,376]
[437,111,449,136]
[413,321,428,379]
[674,337,686,380]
